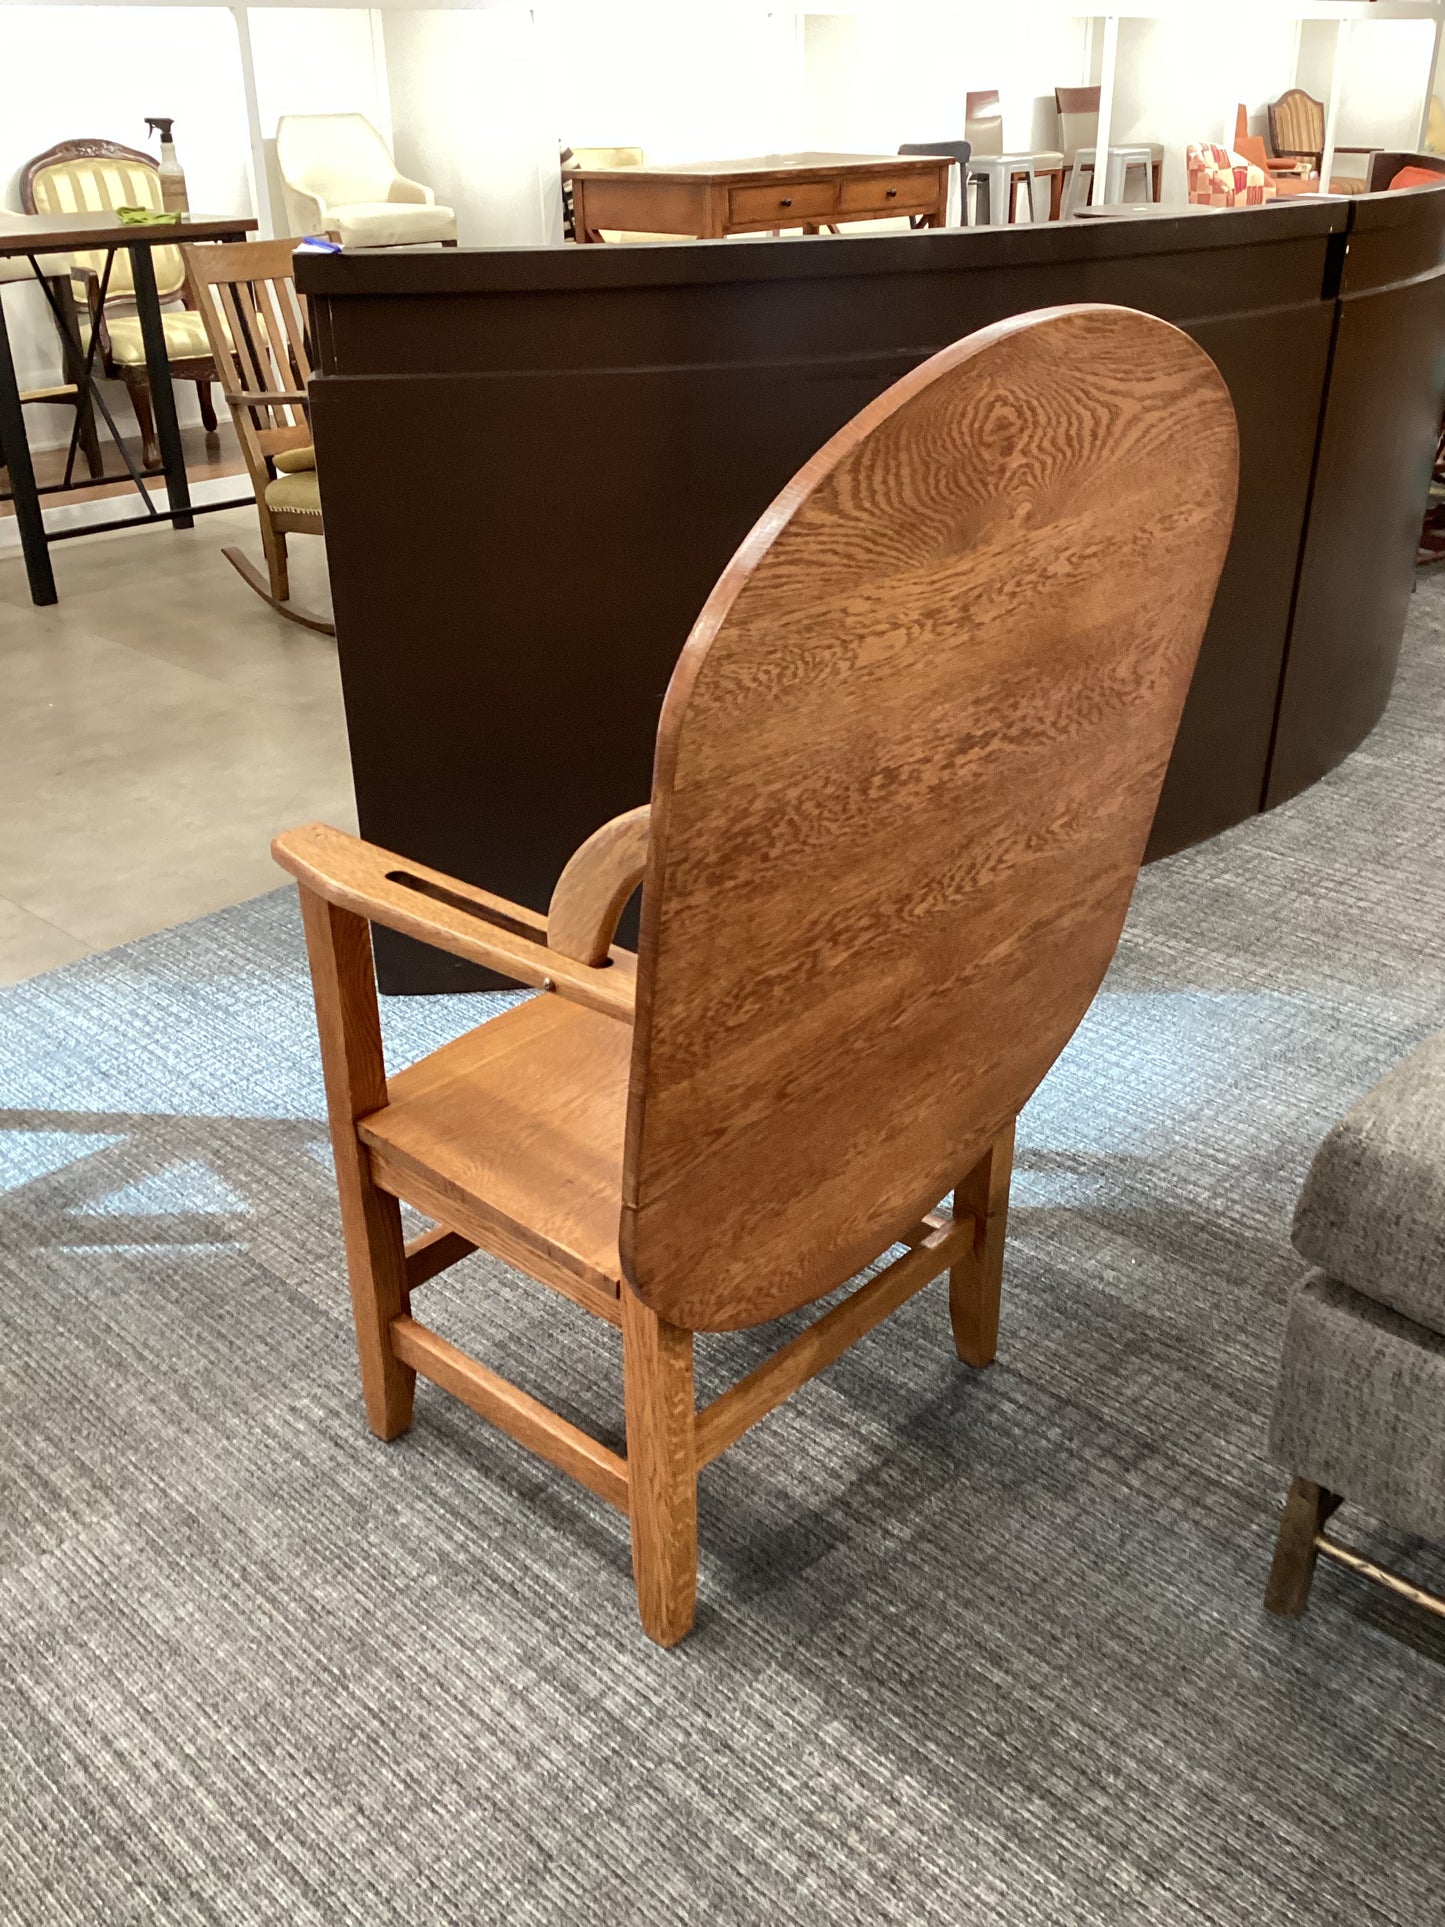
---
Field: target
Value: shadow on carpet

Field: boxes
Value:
[2,593,1444,1925]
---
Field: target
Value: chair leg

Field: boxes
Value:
[124,370,160,471]
[621,1286,697,1647]
[1265,1476,1334,1618]
[197,379,218,435]
[260,511,291,602]
[949,1121,1015,1367]
[297,889,415,1441]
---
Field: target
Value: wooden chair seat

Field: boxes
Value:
[360,995,630,1309]
[263,468,322,517]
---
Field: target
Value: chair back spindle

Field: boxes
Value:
[183,237,315,480]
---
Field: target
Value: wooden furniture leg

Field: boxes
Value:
[124,368,160,470]
[197,378,217,434]
[298,887,416,1439]
[621,1286,697,1646]
[1265,1476,1337,1617]
[949,1122,1015,1367]
[51,274,104,479]
[260,515,290,602]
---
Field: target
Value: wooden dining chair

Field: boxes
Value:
[182,237,333,635]
[274,304,1239,1647]
[1266,89,1376,195]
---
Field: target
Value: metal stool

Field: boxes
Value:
[963,90,1063,224]
[1062,145,1153,217]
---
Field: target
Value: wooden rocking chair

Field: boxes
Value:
[275,305,1238,1647]
[182,237,334,635]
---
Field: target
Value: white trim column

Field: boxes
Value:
[1091,14,1119,208]
[231,6,275,237]
[1320,16,1349,193]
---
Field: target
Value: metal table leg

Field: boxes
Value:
[129,240,192,531]
[0,287,57,605]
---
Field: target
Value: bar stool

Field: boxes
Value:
[963,91,1063,224]
[1061,145,1154,216]
[1056,85,1164,210]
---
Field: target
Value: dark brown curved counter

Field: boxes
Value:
[299,185,1445,993]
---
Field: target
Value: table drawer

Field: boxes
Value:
[729,179,836,226]
[837,168,940,216]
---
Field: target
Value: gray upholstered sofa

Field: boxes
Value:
[1267,1027,1445,1620]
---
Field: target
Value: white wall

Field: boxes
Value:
[1335,18,1436,152]
[246,6,391,232]
[0,4,252,444]
[384,6,556,244]
[1282,15,1435,171]
[0,5,396,449]
[802,10,1093,161]
[534,2,804,166]
[1112,12,1302,202]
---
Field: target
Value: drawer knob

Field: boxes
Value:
[780,196,793,207]
[886,187,898,197]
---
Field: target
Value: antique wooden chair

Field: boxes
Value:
[1266,89,1376,195]
[181,238,333,635]
[21,138,219,471]
[275,305,1238,1646]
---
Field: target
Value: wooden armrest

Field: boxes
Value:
[547,806,650,966]
[273,822,635,1022]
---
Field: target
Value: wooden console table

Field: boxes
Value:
[569,152,952,242]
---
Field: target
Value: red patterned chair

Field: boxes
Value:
[1187,143,1276,208]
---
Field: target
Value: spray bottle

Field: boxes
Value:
[144,118,189,214]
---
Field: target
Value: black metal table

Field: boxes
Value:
[0,211,256,605]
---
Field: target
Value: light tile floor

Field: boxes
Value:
[0,507,354,983]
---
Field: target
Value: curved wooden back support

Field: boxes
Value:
[21,138,181,300]
[620,304,1238,1331]
[1268,90,1325,168]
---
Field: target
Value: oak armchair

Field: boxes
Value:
[277,305,1238,1647]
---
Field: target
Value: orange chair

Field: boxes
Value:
[1233,105,1316,198]
[276,306,1239,1647]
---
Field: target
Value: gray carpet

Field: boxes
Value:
[3,590,1445,1927]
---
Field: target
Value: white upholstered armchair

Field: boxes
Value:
[275,114,457,249]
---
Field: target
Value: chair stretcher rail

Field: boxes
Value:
[693,1214,974,1468]
[390,1314,630,1512]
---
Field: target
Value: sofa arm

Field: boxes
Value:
[389,174,434,205]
